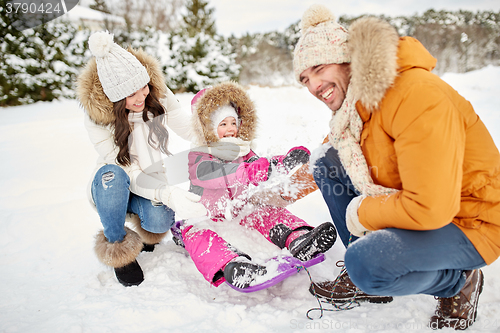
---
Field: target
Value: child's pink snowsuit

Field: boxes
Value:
[183,149,312,286]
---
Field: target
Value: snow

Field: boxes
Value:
[1,67,500,332]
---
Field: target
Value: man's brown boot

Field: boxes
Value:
[429,269,484,330]
[309,263,393,304]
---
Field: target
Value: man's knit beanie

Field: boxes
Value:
[88,31,150,102]
[293,4,350,83]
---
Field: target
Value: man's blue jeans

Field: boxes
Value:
[91,165,175,243]
[313,146,485,297]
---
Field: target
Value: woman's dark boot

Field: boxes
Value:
[94,227,144,287]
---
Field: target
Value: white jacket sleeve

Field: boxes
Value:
[84,113,119,164]
[160,87,196,143]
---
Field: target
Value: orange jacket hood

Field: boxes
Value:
[348,16,437,113]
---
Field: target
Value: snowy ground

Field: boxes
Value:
[1,66,500,333]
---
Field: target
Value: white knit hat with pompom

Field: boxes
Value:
[88,31,150,102]
[210,104,240,137]
[293,4,350,83]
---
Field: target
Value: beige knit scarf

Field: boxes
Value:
[328,87,398,196]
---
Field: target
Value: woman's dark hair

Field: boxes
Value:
[114,84,171,166]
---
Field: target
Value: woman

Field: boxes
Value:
[76,31,206,287]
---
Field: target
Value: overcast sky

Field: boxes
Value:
[210,0,500,36]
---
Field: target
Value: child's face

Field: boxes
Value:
[217,116,238,138]
[126,84,149,112]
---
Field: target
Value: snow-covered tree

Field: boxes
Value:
[165,0,239,92]
[0,16,88,106]
[182,0,216,37]
[165,32,239,92]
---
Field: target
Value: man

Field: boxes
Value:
[293,4,500,330]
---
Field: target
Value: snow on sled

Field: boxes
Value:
[226,253,325,293]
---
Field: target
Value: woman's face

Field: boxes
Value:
[126,84,150,112]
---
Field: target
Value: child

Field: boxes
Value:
[178,82,337,289]
[76,32,206,287]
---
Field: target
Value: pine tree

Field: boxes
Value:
[183,0,216,37]
[1,0,24,105]
[0,16,88,106]
[166,0,239,93]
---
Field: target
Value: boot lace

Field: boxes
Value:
[434,295,460,317]
[306,234,360,320]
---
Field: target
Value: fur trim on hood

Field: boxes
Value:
[191,81,257,145]
[76,47,167,126]
[348,17,400,112]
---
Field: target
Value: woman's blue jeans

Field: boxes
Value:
[313,146,485,297]
[91,165,175,243]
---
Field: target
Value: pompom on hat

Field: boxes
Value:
[293,4,350,83]
[88,31,150,102]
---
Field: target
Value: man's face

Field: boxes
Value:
[299,63,351,112]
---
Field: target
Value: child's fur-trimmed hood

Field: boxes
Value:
[191,81,257,145]
[76,47,167,126]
